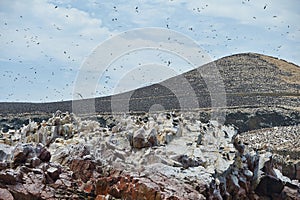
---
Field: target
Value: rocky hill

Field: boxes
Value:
[0,53,299,133]
[1,53,299,113]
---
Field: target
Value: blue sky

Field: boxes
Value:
[0,0,299,102]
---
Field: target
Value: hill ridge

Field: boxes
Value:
[0,52,299,114]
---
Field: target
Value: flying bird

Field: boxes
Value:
[76,93,83,99]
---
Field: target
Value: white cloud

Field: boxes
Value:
[1,0,299,102]
[0,0,111,64]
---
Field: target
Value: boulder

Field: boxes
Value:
[96,170,206,200]
[0,169,23,185]
[69,158,96,182]
[295,161,300,180]
[0,143,13,162]
[37,147,51,162]
[26,157,41,168]
[147,128,158,147]
[0,188,14,200]
[282,185,300,199]
[177,155,203,169]
[255,175,284,196]
[132,128,147,149]
[282,161,296,180]
[12,144,33,167]
[47,166,61,181]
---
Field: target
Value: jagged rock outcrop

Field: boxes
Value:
[0,109,299,199]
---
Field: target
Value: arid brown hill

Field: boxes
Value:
[0,53,299,114]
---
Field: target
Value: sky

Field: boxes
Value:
[0,0,299,102]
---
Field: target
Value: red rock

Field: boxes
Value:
[96,174,162,200]
[69,159,95,182]
[95,170,206,200]
[82,181,94,193]
[95,195,107,200]
[96,179,109,195]
[0,188,14,200]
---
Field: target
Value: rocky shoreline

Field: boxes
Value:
[0,110,299,199]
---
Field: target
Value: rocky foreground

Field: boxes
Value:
[0,110,300,199]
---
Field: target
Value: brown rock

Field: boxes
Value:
[27,157,41,168]
[95,195,107,200]
[282,161,296,180]
[37,147,51,162]
[132,127,148,149]
[12,144,51,167]
[7,184,38,200]
[96,170,206,200]
[282,185,300,199]
[226,174,240,195]
[0,169,23,185]
[47,166,61,181]
[12,144,32,166]
[295,161,300,180]
[96,174,162,200]
[147,128,158,147]
[262,158,277,177]
[82,180,94,193]
[70,158,95,182]
[96,178,109,195]
[296,169,300,180]
[236,188,247,200]
[0,188,14,200]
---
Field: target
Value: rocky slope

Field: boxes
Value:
[0,111,299,199]
[0,53,299,114]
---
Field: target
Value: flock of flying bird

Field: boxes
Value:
[0,1,296,102]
